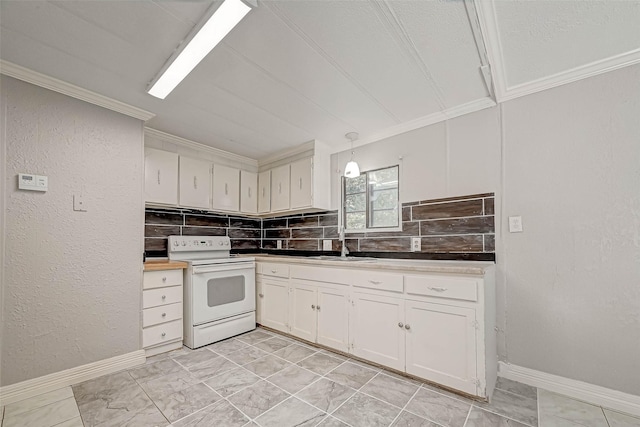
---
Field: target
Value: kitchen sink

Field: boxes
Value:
[309,255,376,262]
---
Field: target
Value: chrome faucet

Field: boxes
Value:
[339,226,349,257]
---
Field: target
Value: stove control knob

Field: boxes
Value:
[224,241,229,246]
[219,241,224,246]
[173,241,179,246]
[181,241,186,246]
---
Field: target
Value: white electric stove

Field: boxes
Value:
[168,235,255,349]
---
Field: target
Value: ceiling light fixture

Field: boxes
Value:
[344,132,360,178]
[147,0,257,99]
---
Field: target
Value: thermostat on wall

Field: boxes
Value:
[18,173,48,192]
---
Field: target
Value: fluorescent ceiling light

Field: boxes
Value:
[148,0,256,99]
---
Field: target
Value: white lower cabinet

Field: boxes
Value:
[260,277,290,332]
[350,292,405,371]
[142,268,184,357]
[255,260,496,399]
[256,277,263,324]
[405,300,478,395]
[288,282,349,352]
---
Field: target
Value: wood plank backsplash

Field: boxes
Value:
[145,193,495,257]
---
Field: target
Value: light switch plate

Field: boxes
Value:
[276,240,282,249]
[508,216,523,232]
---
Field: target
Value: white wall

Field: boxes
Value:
[501,64,640,395]
[0,76,144,386]
[330,63,640,396]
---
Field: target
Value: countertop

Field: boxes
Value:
[143,259,188,271]
[249,254,494,276]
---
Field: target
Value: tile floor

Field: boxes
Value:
[1,327,639,427]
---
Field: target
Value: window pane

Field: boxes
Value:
[345,194,366,212]
[369,167,398,190]
[371,208,399,228]
[371,189,398,210]
[346,212,366,229]
[345,175,366,194]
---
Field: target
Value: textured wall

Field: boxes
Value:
[1,76,144,386]
[501,64,640,395]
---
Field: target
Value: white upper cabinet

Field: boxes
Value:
[212,165,240,212]
[290,157,313,210]
[240,170,258,214]
[270,164,290,212]
[179,157,211,209]
[144,148,178,205]
[258,170,271,214]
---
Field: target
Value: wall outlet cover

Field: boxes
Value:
[322,240,332,251]
[411,237,421,252]
[508,216,523,233]
[276,240,282,249]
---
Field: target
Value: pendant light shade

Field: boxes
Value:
[344,158,360,178]
[344,132,360,178]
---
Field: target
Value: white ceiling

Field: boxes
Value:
[1,1,639,159]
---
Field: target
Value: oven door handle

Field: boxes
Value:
[193,264,254,274]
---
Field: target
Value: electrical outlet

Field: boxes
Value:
[411,237,421,252]
[508,216,523,233]
[276,240,282,249]
[73,195,87,212]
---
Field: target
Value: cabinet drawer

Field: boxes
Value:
[143,302,183,327]
[143,269,183,290]
[143,319,182,348]
[290,265,351,285]
[352,271,403,293]
[405,275,478,302]
[143,286,182,308]
[261,263,289,278]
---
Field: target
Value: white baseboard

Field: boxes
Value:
[498,362,640,417]
[0,350,146,406]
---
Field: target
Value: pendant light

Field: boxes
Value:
[344,132,360,178]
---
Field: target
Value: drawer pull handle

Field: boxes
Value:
[428,287,448,292]
[161,332,166,337]
[271,269,277,273]
[162,277,167,282]
[368,280,382,285]
[316,305,320,311]
[259,293,264,298]
[161,313,167,317]
[405,324,411,330]
[398,322,404,328]
[311,304,316,310]
[162,295,166,300]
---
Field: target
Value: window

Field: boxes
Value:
[344,165,400,231]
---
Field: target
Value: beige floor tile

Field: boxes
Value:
[4,387,74,418]
[3,397,79,427]
[603,408,640,427]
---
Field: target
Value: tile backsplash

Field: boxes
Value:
[145,192,495,257]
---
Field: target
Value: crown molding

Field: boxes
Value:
[499,48,640,102]
[351,97,496,150]
[144,127,258,167]
[0,60,155,121]
[258,140,316,167]
[474,0,640,103]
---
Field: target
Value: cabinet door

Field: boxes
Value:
[405,300,477,395]
[350,292,405,370]
[240,170,258,214]
[256,277,263,325]
[270,164,290,212]
[212,165,240,212]
[179,157,211,209]
[144,148,178,205]
[317,286,349,352]
[261,278,289,333]
[290,157,313,209]
[289,283,317,343]
[258,170,271,213]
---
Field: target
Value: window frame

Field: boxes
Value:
[343,164,402,233]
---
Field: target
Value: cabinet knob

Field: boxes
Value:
[161,332,166,337]
[259,293,264,298]
[398,322,404,328]
[162,277,167,282]
[311,304,316,310]
[316,305,320,311]
[161,295,166,300]
[405,324,411,330]
[161,313,167,317]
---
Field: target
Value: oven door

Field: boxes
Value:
[191,263,255,326]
